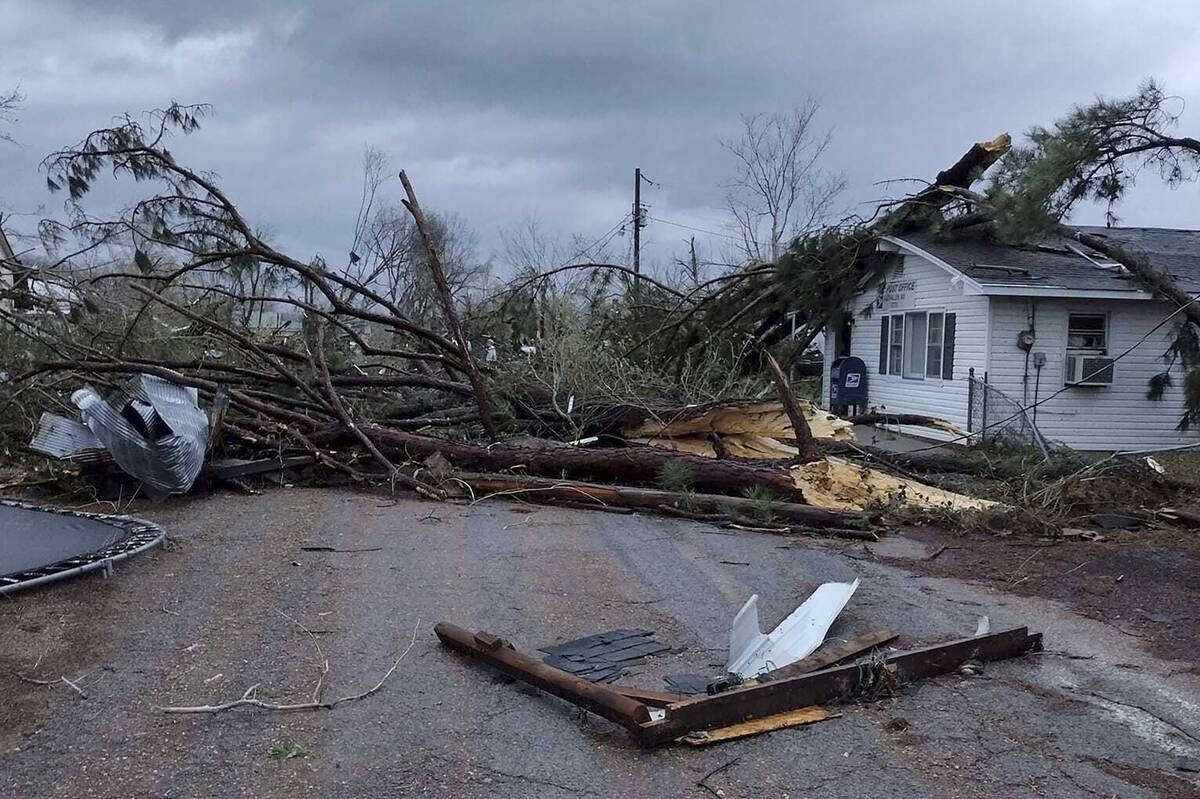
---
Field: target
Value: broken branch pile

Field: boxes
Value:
[0,103,1021,531]
[9,105,1185,535]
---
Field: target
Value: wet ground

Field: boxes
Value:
[1,487,1198,798]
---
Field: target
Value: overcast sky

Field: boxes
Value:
[2,0,1200,277]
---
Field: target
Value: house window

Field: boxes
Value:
[903,311,927,377]
[926,312,944,378]
[889,313,904,375]
[1067,313,1107,353]
[878,311,956,379]
[1065,312,1114,385]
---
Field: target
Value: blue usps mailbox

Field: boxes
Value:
[830,356,867,416]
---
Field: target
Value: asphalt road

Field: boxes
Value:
[2,488,1198,798]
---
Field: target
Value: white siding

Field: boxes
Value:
[985,297,1200,451]
[839,254,990,430]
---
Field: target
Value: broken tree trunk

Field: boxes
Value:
[766,352,815,458]
[400,170,501,441]
[452,472,864,527]
[887,133,1012,232]
[343,426,806,500]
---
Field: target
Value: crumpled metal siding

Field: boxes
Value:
[71,374,207,496]
[28,412,109,462]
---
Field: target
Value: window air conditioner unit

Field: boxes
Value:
[1065,354,1115,386]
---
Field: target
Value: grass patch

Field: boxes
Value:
[268,740,310,761]
[741,484,781,523]
[656,460,695,493]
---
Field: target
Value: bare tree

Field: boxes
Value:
[355,203,485,324]
[0,86,22,144]
[720,100,846,264]
[342,149,488,325]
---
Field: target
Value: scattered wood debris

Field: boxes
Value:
[434,618,1043,747]
[623,398,853,459]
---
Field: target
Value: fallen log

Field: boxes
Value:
[348,425,807,500]
[450,472,864,528]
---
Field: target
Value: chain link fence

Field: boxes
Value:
[967,368,1051,458]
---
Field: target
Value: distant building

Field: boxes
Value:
[0,224,15,312]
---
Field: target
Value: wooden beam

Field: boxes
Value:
[434,622,652,733]
[637,627,1041,745]
[609,685,689,708]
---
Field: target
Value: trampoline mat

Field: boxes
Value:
[1,505,126,575]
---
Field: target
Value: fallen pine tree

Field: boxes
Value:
[17,101,1175,537]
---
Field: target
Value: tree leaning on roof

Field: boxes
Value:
[984,79,1200,430]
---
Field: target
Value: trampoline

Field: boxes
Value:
[0,499,166,595]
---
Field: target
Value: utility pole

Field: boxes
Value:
[632,167,642,294]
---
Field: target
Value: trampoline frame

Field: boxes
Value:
[0,498,167,595]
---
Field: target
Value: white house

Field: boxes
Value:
[822,227,1200,452]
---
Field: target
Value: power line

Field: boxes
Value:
[646,215,743,243]
[561,213,631,266]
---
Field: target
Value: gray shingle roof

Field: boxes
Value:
[896,226,1200,293]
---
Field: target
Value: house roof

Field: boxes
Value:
[891,226,1200,297]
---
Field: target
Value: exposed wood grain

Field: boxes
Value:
[682,705,837,745]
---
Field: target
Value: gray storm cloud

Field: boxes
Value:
[2,0,1198,272]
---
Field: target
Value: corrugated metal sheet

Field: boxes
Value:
[28,412,109,463]
[65,374,207,496]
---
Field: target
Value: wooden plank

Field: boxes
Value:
[682,706,837,746]
[636,627,1041,746]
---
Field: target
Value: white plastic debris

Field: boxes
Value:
[974,615,991,636]
[726,578,860,679]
